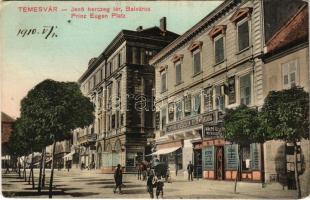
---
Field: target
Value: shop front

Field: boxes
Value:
[202,138,263,181]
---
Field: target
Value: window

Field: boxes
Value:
[93,76,96,87]
[237,20,250,51]
[193,50,201,75]
[241,144,251,171]
[240,74,251,105]
[175,62,182,84]
[161,72,167,92]
[204,87,213,112]
[168,103,174,122]
[107,84,112,110]
[214,36,225,64]
[111,114,115,129]
[215,85,225,111]
[184,94,192,116]
[193,93,201,115]
[118,53,122,67]
[100,69,103,82]
[107,115,110,131]
[282,59,299,89]
[161,107,167,129]
[175,101,183,121]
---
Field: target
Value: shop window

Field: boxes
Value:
[215,85,225,111]
[193,49,201,75]
[240,74,251,105]
[161,71,167,93]
[237,20,250,52]
[184,94,192,117]
[175,101,183,121]
[214,35,225,64]
[161,107,167,129]
[193,93,201,115]
[241,144,251,171]
[282,59,299,89]
[204,87,213,112]
[175,62,182,85]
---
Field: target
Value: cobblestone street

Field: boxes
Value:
[2,169,297,199]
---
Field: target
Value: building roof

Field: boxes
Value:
[1,112,15,123]
[78,26,179,83]
[266,4,308,54]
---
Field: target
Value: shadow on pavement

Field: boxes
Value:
[122,189,148,194]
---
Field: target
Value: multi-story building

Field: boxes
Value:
[1,112,15,168]
[74,18,179,172]
[150,0,307,182]
[262,4,309,196]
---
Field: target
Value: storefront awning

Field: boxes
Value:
[152,147,180,155]
[63,151,75,160]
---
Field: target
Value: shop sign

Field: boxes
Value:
[203,124,224,138]
[203,146,214,170]
[224,144,238,170]
[166,112,214,132]
[155,112,160,130]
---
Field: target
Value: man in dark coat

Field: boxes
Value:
[187,161,194,181]
[113,164,123,194]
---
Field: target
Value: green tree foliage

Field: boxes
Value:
[223,104,262,145]
[20,79,95,142]
[260,86,309,198]
[260,86,309,142]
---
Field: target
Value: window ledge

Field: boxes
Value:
[236,47,251,55]
[192,71,203,78]
[175,81,184,87]
[213,60,225,67]
[160,89,168,94]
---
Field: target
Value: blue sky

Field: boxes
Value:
[0,1,222,118]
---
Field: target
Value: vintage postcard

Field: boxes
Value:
[1,0,309,199]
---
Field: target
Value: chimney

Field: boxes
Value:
[160,17,167,32]
[136,26,143,31]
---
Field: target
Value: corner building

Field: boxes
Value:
[150,0,306,181]
[75,18,179,172]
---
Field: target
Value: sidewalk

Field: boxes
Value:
[2,170,298,199]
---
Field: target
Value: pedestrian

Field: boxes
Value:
[156,177,164,199]
[187,161,194,181]
[81,162,84,170]
[113,164,123,194]
[5,162,9,174]
[142,163,147,181]
[146,169,156,198]
[137,162,142,180]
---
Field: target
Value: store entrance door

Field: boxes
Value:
[193,149,202,178]
[215,146,224,180]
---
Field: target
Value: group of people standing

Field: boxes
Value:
[112,161,195,198]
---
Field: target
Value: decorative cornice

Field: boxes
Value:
[230,7,253,24]
[159,65,168,72]
[171,54,184,63]
[188,41,203,52]
[208,25,227,38]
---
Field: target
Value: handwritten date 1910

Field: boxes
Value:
[17,26,58,39]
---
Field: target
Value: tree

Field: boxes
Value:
[260,86,309,198]
[20,79,94,198]
[223,104,262,193]
[8,118,28,178]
